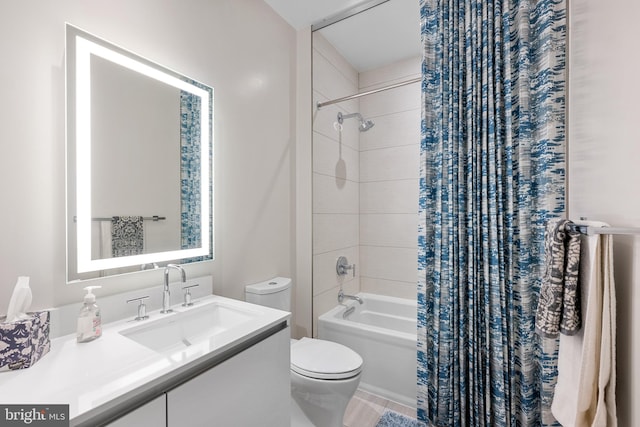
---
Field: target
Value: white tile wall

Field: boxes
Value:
[360,246,417,284]
[313,213,359,255]
[313,51,358,105]
[312,33,363,335]
[360,180,419,214]
[360,145,420,182]
[313,33,358,89]
[313,133,360,181]
[359,56,421,90]
[360,110,421,151]
[359,83,421,118]
[313,174,359,215]
[358,57,421,300]
[360,277,417,300]
[313,246,359,297]
[360,214,417,248]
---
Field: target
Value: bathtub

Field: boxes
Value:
[318,293,417,408]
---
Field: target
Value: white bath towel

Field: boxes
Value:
[551,221,617,426]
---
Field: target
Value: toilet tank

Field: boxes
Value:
[244,277,292,311]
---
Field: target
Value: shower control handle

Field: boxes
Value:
[336,256,356,278]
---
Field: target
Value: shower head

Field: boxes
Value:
[359,119,375,131]
[337,112,375,132]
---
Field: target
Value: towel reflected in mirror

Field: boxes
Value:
[110,216,144,257]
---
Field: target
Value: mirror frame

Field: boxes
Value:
[66,24,214,279]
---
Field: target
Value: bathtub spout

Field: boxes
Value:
[338,289,363,305]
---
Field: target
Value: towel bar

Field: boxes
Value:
[565,224,640,236]
[73,216,166,222]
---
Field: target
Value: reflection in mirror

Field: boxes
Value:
[66,25,213,282]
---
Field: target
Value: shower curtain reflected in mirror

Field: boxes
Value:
[417,0,567,425]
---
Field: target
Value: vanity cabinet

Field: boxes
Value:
[102,327,289,427]
[0,292,290,427]
[106,395,166,427]
[167,327,290,427]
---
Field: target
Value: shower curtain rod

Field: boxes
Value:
[566,224,640,236]
[316,77,421,109]
[311,0,390,31]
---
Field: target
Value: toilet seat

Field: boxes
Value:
[291,338,363,380]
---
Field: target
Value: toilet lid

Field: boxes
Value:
[291,338,363,380]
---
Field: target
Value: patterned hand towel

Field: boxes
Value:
[111,216,144,257]
[535,219,582,337]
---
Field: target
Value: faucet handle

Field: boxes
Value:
[127,296,150,321]
[182,284,199,307]
[336,256,356,278]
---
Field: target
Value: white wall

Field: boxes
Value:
[359,57,420,300]
[568,0,640,425]
[0,0,299,330]
[294,27,313,339]
[312,33,360,336]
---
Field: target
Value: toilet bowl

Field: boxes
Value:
[290,337,362,426]
[245,278,363,427]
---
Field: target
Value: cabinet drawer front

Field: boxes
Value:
[167,327,290,427]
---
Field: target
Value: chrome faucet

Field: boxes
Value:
[338,289,363,305]
[161,264,186,313]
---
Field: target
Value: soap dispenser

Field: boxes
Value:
[77,286,102,343]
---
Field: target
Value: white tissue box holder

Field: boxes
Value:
[0,310,50,371]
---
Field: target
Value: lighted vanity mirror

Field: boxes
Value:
[66,24,213,282]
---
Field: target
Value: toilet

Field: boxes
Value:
[245,277,363,427]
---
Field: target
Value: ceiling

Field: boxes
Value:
[264,0,421,72]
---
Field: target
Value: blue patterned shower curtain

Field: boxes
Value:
[417,0,566,426]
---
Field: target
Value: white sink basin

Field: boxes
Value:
[119,301,258,354]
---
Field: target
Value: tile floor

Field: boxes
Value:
[343,389,418,427]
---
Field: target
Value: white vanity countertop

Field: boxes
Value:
[0,295,290,426]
